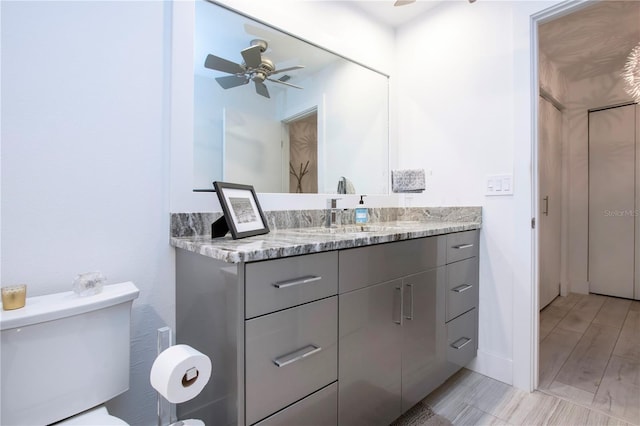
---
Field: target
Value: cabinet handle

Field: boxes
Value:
[543,196,549,216]
[394,285,402,325]
[273,344,322,367]
[272,275,322,289]
[405,283,414,320]
[452,284,473,293]
[453,244,474,250]
[450,337,472,350]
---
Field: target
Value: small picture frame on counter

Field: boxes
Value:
[212,181,269,239]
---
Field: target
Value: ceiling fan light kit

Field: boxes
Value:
[204,39,304,99]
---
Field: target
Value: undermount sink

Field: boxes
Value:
[291,225,398,234]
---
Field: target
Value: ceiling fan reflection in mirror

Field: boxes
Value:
[204,39,305,99]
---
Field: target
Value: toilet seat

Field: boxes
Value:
[56,406,129,425]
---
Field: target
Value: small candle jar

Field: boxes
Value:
[2,284,27,310]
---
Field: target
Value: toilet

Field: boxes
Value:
[0,281,139,426]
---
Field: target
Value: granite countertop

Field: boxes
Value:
[170,220,481,263]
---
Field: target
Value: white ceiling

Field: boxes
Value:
[539,1,640,82]
[351,0,640,84]
[348,0,445,28]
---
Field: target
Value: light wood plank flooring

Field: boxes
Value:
[423,368,635,425]
[539,293,640,425]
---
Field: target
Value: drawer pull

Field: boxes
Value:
[450,337,472,350]
[394,285,402,325]
[273,344,322,367]
[453,243,474,250]
[272,275,322,289]
[452,284,473,293]
[405,283,414,320]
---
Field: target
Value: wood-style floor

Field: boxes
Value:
[424,367,636,425]
[400,292,639,425]
[538,293,640,425]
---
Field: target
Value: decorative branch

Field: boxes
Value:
[289,160,310,193]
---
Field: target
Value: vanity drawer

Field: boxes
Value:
[245,251,338,319]
[253,383,337,426]
[446,230,479,264]
[245,297,338,425]
[446,257,478,322]
[446,308,477,368]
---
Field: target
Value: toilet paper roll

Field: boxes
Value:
[150,344,212,404]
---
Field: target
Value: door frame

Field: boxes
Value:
[530,0,594,391]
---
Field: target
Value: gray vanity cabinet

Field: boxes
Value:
[337,237,447,426]
[176,229,479,426]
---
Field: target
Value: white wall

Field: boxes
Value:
[1,2,173,424]
[396,0,561,389]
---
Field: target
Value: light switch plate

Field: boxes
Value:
[486,174,513,196]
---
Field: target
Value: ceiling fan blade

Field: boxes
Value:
[241,45,263,68]
[271,65,305,75]
[254,81,270,98]
[204,54,244,74]
[215,75,249,89]
[394,0,415,5]
[266,77,303,90]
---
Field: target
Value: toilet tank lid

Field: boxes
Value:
[0,281,139,331]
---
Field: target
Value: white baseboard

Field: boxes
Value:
[467,349,513,386]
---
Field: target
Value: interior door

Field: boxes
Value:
[539,96,563,309]
[589,104,636,299]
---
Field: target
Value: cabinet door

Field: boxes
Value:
[401,267,446,412]
[338,279,403,426]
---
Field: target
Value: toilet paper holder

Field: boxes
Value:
[156,327,176,426]
[152,327,210,426]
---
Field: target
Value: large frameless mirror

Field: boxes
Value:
[193,0,390,194]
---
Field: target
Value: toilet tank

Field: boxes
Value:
[0,281,139,426]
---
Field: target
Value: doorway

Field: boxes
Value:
[535,1,640,421]
[283,109,318,194]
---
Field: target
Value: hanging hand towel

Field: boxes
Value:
[391,169,426,193]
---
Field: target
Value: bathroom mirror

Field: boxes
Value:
[194,1,390,194]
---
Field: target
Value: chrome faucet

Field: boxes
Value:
[326,198,342,228]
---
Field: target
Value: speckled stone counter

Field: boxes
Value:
[170,207,481,263]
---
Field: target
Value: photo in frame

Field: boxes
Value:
[212,181,269,239]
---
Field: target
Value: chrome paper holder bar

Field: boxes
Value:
[273,344,322,367]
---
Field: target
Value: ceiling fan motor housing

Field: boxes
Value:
[250,39,268,53]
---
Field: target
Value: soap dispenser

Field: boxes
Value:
[355,195,368,224]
